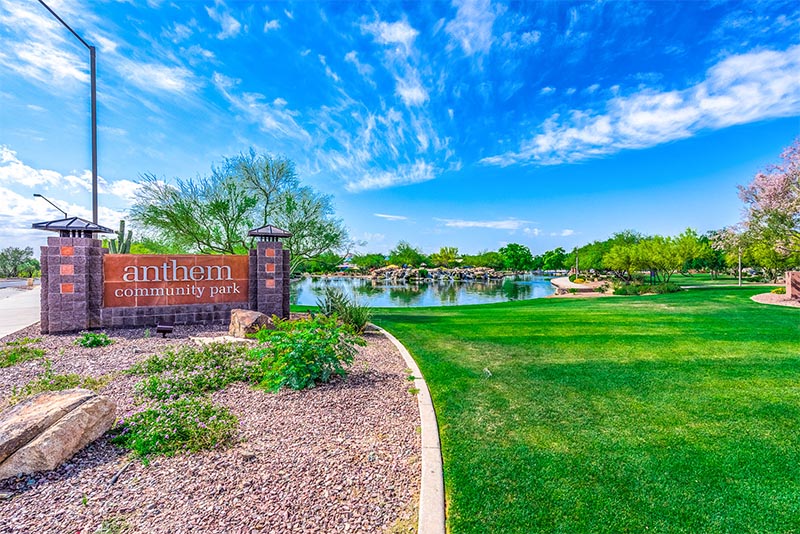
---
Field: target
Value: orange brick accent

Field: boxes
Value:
[265,248,275,257]
[60,264,74,275]
[60,283,74,294]
[265,263,275,273]
[265,279,276,288]
[60,246,74,256]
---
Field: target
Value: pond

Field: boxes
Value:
[291,274,556,307]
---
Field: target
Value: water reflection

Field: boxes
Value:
[290,274,554,307]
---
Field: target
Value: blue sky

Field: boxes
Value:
[1,0,799,257]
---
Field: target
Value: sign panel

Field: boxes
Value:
[104,254,249,308]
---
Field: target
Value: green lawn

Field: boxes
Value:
[373,288,800,533]
[671,272,773,286]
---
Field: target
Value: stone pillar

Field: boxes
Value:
[787,271,800,300]
[253,241,290,319]
[40,237,105,334]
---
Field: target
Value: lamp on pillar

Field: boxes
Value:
[37,0,98,224]
[33,193,67,219]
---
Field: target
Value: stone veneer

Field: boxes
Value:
[40,237,290,334]
[787,271,800,300]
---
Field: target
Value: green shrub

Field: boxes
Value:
[568,274,577,282]
[772,287,787,294]
[128,343,257,400]
[652,283,681,294]
[316,285,373,333]
[0,337,45,367]
[75,332,113,348]
[418,268,429,278]
[250,315,365,392]
[110,396,238,460]
[8,360,109,405]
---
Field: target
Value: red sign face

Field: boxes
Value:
[104,255,249,308]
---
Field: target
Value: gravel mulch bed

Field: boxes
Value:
[751,292,800,308]
[0,323,421,533]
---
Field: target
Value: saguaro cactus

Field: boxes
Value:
[109,220,133,254]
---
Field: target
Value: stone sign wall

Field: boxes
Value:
[788,271,800,300]
[40,237,290,334]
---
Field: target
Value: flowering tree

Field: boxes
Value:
[737,139,800,254]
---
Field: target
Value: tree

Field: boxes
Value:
[540,247,566,271]
[499,243,534,271]
[351,253,387,271]
[737,139,800,254]
[0,247,36,278]
[429,247,460,267]
[603,244,637,282]
[131,150,349,272]
[461,250,504,270]
[389,241,426,267]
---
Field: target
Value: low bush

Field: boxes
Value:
[128,343,257,400]
[652,283,681,294]
[613,283,681,296]
[316,286,373,333]
[8,360,109,405]
[0,337,45,367]
[573,278,585,284]
[75,332,113,348]
[110,396,238,460]
[772,287,786,294]
[251,315,365,392]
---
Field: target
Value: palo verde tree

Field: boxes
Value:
[389,241,427,267]
[131,150,349,273]
[0,247,37,278]
[429,246,460,268]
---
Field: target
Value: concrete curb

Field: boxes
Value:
[373,324,446,534]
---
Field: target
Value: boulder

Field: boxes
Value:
[229,309,274,338]
[0,389,116,480]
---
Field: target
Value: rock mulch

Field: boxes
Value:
[0,324,420,533]
[751,292,800,308]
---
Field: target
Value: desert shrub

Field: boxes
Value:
[595,282,611,293]
[75,332,113,348]
[128,343,257,400]
[772,287,787,294]
[110,396,238,460]
[316,285,373,333]
[651,283,681,294]
[250,315,365,392]
[0,337,45,367]
[613,284,644,296]
[8,360,109,405]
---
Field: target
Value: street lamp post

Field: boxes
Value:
[37,0,98,224]
[33,193,67,219]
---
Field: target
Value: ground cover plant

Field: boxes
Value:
[0,337,45,367]
[8,360,109,405]
[373,288,800,533]
[75,331,113,348]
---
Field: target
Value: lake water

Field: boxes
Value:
[291,274,555,307]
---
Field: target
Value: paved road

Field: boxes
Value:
[0,286,40,339]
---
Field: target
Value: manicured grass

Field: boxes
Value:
[671,272,773,286]
[373,288,800,533]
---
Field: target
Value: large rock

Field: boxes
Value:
[0,389,115,480]
[229,309,274,338]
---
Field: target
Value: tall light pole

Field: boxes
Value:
[33,193,67,219]
[37,0,98,224]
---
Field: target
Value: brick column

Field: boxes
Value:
[788,271,800,300]
[40,237,105,334]
[253,241,290,319]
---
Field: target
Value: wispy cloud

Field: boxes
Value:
[212,73,311,143]
[117,59,197,95]
[436,218,531,230]
[345,51,375,80]
[206,1,242,40]
[263,19,280,32]
[482,44,800,167]
[347,160,435,192]
[374,213,408,221]
[446,0,498,56]
[551,229,574,237]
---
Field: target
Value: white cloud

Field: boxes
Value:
[524,227,541,236]
[318,55,340,82]
[0,146,90,190]
[284,9,294,20]
[437,218,531,230]
[362,19,419,54]
[206,1,242,39]
[482,44,800,167]
[117,59,197,95]
[107,179,141,203]
[263,19,280,32]
[212,73,311,142]
[540,86,556,95]
[446,0,498,56]
[345,51,374,78]
[346,160,435,192]
[163,21,195,43]
[374,213,408,221]
[396,80,429,106]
